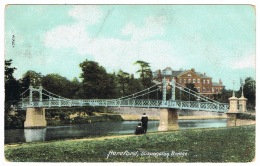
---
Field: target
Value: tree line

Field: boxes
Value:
[5,59,155,113]
[5,59,256,129]
[5,59,256,113]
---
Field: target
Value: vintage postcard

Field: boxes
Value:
[3,3,256,163]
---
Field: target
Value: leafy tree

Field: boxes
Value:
[175,83,198,101]
[5,59,20,112]
[117,70,130,96]
[237,77,256,107]
[127,74,143,98]
[134,60,153,88]
[79,59,116,99]
[213,88,233,103]
[42,74,80,99]
[184,83,199,101]
[20,70,43,90]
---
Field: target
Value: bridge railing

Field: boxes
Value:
[19,99,228,112]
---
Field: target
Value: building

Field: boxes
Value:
[153,67,225,96]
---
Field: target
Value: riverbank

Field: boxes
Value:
[120,114,227,121]
[5,125,255,162]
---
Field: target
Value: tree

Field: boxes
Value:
[79,59,116,99]
[134,60,153,88]
[184,83,199,101]
[175,83,198,101]
[20,70,43,91]
[238,77,256,107]
[5,59,20,112]
[117,70,130,96]
[213,88,233,103]
[42,74,80,99]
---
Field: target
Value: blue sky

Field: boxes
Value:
[5,5,255,90]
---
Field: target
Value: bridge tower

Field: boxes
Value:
[238,84,247,112]
[24,85,47,128]
[158,78,179,131]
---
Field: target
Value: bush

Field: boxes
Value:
[237,113,255,120]
[5,114,25,129]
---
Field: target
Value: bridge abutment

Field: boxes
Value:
[158,108,179,131]
[24,108,47,128]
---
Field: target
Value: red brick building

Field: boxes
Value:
[153,67,224,95]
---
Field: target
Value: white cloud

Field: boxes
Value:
[121,16,167,42]
[44,23,89,53]
[44,8,184,75]
[230,54,255,69]
[68,6,103,25]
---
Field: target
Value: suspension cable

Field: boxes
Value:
[126,88,160,100]
[117,84,157,100]
[42,88,70,100]
[175,86,218,105]
[175,82,220,103]
[20,88,29,96]
[42,92,70,101]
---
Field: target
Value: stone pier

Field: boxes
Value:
[226,93,248,127]
[226,94,239,127]
[158,108,179,131]
[24,108,47,128]
[238,96,248,112]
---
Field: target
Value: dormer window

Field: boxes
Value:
[188,74,191,77]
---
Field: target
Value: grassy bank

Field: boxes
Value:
[5,125,255,162]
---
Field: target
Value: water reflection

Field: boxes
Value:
[24,128,46,142]
[5,119,227,144]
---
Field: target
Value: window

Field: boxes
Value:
[207,79,210,84]
[197,87,200,92]
[212,88,214,93]
[203,87,206,92]
[197,79,200,83]
[188,79,191,83]
[216,88,219,93]
[179,79,182,83]
[193,79,196,83]
[166,70,172,75]
[188,74,191,77]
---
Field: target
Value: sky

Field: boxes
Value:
[4,5,256,90]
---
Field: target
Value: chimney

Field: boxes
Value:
[204,73,206,76]
[219,79,222,85]
[191,68,195,72]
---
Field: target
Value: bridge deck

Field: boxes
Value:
[19,99,229,113]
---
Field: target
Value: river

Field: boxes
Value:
[5,119,227,144]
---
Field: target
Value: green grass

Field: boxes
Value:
[5,125,255,162]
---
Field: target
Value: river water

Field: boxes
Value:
[5,119,227,144]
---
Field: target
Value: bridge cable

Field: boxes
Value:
[20,88,29,96]
[126,88,160,100]
[175,86,219,105]
[117,84,157,100]
[175,82,220,104]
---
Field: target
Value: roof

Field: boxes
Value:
[196,72,212,78]
[172,71,184,77]
[212,82,224,87]
[162,67,173,71]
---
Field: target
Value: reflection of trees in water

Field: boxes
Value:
[179,121,198,127]
[24,128,46,142]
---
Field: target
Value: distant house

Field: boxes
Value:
[153,67,225,96]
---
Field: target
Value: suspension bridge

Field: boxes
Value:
[19,78,229,112]
[19,78,247,130]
